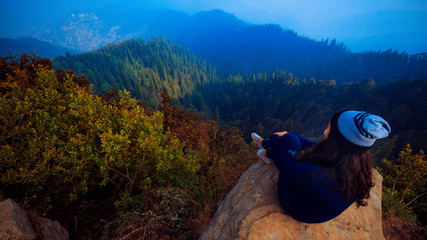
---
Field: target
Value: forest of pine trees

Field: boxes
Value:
[54,38,218,107]
[53,38,427,162]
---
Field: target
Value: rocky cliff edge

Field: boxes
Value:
[200,161,384,240]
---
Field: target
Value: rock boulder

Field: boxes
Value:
[0,199,69,240]
[200,161,384,240]
[38,217,69,240]
[0,199,36,240]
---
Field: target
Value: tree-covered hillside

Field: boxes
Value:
[179,73,427,161]
[89,9,426,85]
[53,37,427,160]
[54,37,219,107]
[161,10,427,85]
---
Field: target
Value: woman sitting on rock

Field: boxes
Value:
[251,110,391,223]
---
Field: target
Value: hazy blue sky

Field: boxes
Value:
[1,0,427,53]
[150,1,427,40]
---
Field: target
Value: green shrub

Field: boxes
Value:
[0,55,201,211]
[379,144,427,225]
[382,189,418,222]
[0,54,255,238]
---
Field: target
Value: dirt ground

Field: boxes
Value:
[382,213,426,240]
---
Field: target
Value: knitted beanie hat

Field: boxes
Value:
[329,110,391,153]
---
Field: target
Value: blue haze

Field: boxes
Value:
[1,0,426,54]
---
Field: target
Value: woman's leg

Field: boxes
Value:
[270,133,303,170]
[261,139,270,149]
[280,133,303,152]
[277,171,293,214]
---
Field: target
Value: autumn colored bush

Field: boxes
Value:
[159,92,256,206]
[0,54,201,211]
[0,54,255,238]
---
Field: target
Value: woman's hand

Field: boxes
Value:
[273,131,288,137]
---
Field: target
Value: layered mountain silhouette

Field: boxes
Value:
[0,37,74,58]
[2,9,427,85]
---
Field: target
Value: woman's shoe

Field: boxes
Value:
[257,149,272,164]
[251,132,263,149]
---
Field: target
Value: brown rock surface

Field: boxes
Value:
[200,161,385,240]
[0,199,36,240]
[39,217,69,240]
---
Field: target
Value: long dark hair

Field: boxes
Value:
[299,137,374,207]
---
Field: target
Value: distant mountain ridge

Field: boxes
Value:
[142,10,426,85]
[0,37,75,58]
[330,10,427,54]
[43,12,132,52]
[5,9,427,85]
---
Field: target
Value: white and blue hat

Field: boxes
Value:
[329,110,391,153]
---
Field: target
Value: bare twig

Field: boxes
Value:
[107,166,129,179]
[106,177,122,193]
[0,127,9,145]
[400,172,427,203]
[75,216,79,240]
[119,225,158,240]
[404,191,427,209]
[391,170,402,199]
[11,117,23,146]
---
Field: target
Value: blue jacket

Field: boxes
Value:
[263,133,355,223]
